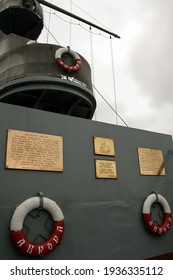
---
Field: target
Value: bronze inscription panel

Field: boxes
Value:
[6,129,63,171]
[138,147,165,176]
[94,137,115,156]
[95,160,117,179]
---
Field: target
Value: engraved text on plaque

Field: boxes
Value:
[95,160,117,179]
[138,147,165,176]
[6,129,63,171]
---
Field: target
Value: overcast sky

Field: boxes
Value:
[39,0,173,136]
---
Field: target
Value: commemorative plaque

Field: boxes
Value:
[6,129,63,171]
[94,137,115,156]
[95,160,117,179]
[138,147,165,176]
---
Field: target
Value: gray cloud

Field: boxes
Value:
[128,1,173,107]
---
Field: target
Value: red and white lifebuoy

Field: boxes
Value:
[55,47,81,72]
[142,193,172,235]
[10,196,64,257]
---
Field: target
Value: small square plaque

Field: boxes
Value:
[95,160,117,179]
[94,137,115,156]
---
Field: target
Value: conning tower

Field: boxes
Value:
[0,0,96,119]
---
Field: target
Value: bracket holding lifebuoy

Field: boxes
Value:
[10,196,64,257]
[55,47,81,72]
[142,192,172,235]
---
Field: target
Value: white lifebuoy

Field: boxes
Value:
[55,47,81,72]
[10,196,64,257]
[142,193,172,235]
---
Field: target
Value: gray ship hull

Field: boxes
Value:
[0,102,173,260]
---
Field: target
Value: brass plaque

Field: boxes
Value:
[138,147,165,176]
[6,129,63,172]
[94,137,115,156]
[95,160,117,179]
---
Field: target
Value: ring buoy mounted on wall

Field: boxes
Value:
[10,196,64,257]
[142,193,172,235]
[55,47,81,72]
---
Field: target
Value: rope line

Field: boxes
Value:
[43,9,111,39]
[110,36,118,125]
[43,24,60,45]
[46,0,52,43]
[78,23,109,38]
[92,85,129,127]
[69,0,73,46]
[89,27,95,86]
[89,26,97,120]
[66,0,110,31]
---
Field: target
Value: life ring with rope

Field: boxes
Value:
[55,47,81,72]
[10,196,64,257]
[142,193,172,235]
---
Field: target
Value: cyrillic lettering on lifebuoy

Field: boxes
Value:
[38,246,44,255]
[47,243,53,250]
[57,226,63,232]
[10,196,64,256]
[163,227,167,233]
[17,239,25,247]
[153,226,157,232]
[27,244,34,254]
[53,235,59,243]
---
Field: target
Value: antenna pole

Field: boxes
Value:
[37,0,120,38]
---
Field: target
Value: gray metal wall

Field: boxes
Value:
[0,102,173,260]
